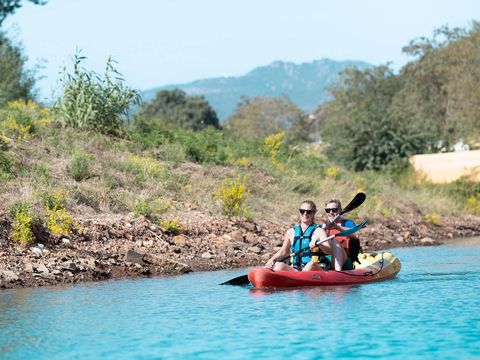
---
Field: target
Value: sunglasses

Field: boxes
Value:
[325,208,338,213]
[299,209,314,215]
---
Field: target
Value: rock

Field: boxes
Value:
[142,240,154,247]
[420,237,435,245]
[25,262,34,272]
[240,221,256,232]
[247,246,262,254]
[30,247,42,256]
[142,254,190,273]
[395,236,405,243]
[124,249,147,265]
[35,263,49,273]
[2,270,19,282]
[171,235,187,247]
[230,230,244,243]
[245,233,258,245]
[201,252,213,259]
[62,238,72,247]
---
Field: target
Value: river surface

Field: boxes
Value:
[1,239,479,359]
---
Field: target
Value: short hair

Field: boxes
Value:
[300,200,317,213]
[325,198,342,211]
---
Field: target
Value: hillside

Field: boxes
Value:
[142,59,371,120]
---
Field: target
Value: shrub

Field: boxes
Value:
[8,202,34,244]
[42,190,77,236]
[159,218,186,235]
[0,99,50,141]
[214,175,250,218]
[54,53,140,135]
[134,199,153,219]
[264,132,285,169]
[423,212,442,225]
[69,151,92,181]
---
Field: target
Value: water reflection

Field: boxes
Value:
[249,284,359,302]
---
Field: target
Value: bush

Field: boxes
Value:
[159,218,186,235]
[54,53,140,135]
[8,202,34,244]
[0,99,51,141]
[69,151,92,181]
[214,175,250,218]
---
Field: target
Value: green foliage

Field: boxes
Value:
[54,53,140,135]
[0,99,51,140]
[140,89,219,131]
[322,65,432,171]
[321,23,480,171]
[41,189,68,211]
[8,201,34,244]
[69,150,92,181]
[0,32,35,106]
[159,218,186,235]
[130,118,264,165]
[41,189,77,236]
[423,212,442,225]
[225,95,308,142]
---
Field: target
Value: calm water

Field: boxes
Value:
[1,239,479,359]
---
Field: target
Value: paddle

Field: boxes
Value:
[220,193,366,286]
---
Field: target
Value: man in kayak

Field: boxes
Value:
[264,200,346,271]
[322,198,360,270]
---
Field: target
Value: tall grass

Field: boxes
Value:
[54,53,141,135]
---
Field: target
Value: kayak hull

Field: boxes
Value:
[248,252,401,288]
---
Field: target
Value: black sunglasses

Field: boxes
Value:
[299,209,314,215]
[325,208,338,213]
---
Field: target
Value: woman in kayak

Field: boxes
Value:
[264,200,346,271]
[322,198,360,270]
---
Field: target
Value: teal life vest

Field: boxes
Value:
[291,224,319,268]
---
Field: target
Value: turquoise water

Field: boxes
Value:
[1,240,480,359]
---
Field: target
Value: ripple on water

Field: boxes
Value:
[0,242,480,359]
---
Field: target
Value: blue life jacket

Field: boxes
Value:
[291,224,319,268]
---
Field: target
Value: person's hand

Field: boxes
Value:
[309,239,318,249]
[265,259,275,269]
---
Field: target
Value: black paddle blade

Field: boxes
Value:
[341,192,366,215]
[220,274,250,286]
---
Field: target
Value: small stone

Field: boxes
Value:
[62,238,72,247]
[230,230,244,243]
[25,262,34,272]
[247,246,262,254]
[2,270,19,282]
[30,247,42,255]
[35,263,49,273]
[171,235,187,247]
[420,237,435,245]
[201,252,213,259]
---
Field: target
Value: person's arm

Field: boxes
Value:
[265,229,292,268]
[312,227,346,271]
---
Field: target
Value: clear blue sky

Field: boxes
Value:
[4,0,479,102]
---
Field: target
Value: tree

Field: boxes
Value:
[0,31,35,106]
[321,66,428,171]
[0,0,47,26]
[225,95,308,143]
[139,89,220,131]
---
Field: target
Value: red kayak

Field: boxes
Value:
[248,252,401,288]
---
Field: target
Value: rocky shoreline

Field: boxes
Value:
[1,210,480,290]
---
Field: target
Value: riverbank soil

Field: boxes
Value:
[1,209,480,289]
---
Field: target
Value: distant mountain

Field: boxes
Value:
[142,59,372,121]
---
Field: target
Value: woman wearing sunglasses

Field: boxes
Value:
[264,200,346,271]
[322,198,359,270]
